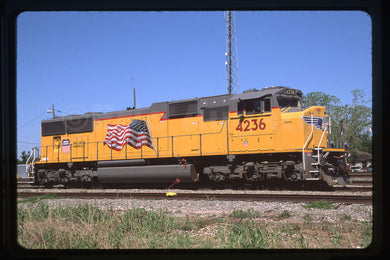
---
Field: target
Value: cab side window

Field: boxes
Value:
[237,98,271,115]
[237,102,244,115]
[263,98,271,112]
[245,99,261,114]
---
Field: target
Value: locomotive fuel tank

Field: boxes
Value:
[97,164,198,183]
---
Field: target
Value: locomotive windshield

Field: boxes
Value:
[277,95,303,111]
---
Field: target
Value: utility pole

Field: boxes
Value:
[225,11,239,94]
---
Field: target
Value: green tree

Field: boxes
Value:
[302,91,341,116]
[344,89,372,163]
[17,150,40,164]
[17,151,31,164]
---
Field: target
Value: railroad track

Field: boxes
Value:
[16,184,373,193]
[17,189,372,204]
[348,172,372,178]
[17,173,373,192]
[18,172,373,182]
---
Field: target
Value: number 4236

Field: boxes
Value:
[236,119,266,132]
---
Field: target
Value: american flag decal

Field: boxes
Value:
[302,116,327,131]
[103,119,154,151]
[61,139,70,154]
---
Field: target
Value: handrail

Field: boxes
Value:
[37,128,278,164]
[35,120,293,164]
[28,147,37,177]
[32,147,37,168]
[37,131,227,163]
[317,124,328,164]
[302,113,314,172]
[25,148,33,177]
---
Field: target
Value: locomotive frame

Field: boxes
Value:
[27,86,350,187]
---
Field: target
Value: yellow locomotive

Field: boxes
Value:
[27,86,349,187]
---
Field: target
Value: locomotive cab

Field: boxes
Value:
[228,86,349,186]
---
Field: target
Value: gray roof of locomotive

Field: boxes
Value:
[41,86,298,123]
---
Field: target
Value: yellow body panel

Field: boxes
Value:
[37,105,330,164]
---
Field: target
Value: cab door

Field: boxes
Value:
[228,97,274,153]
[53,136,61,161]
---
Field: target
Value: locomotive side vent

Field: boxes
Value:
[41,120,66,136]
[66,117,93,134]
[41,116,94,136]
[203,106,229,121]
[168,100,199,119]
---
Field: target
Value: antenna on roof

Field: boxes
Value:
[133,87,136,109]
[127,77,136,110]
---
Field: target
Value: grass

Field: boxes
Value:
[222,220,271,248]
[229,208,261,219]
[302,200,335,210]
[17,202,372,249]
[18,194,59,204]
[277,210,292,219]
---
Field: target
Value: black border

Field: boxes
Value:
[1,0,384,259]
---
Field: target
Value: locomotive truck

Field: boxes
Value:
[26,86,350,187]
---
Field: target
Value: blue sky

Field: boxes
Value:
[16,11,372,156]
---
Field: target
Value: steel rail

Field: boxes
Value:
[349,172,372,177]
[17,172,372,183]
[16,184,373,192]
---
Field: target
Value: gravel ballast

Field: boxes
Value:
[18,196,373,223]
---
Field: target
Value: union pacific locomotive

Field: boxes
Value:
[26,86,350,187]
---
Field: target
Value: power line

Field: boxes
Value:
[17,141,41,145]
[17,111,47,129]
[55,109,70,115]
[18,106,72,130]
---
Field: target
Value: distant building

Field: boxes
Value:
[17,164,27,178]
